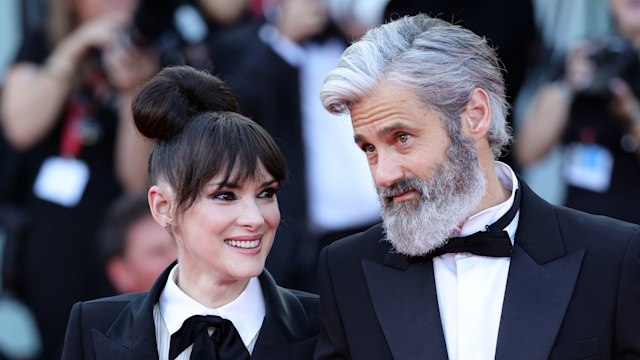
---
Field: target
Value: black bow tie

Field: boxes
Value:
[169,314,250,360]
[412,188,521,261]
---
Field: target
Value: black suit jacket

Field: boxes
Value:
[61,263,318,359]
[314,180,640,359]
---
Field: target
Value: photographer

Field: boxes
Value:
[516,0,640,224]
[0,0,158,358]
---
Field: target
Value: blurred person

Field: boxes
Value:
[516,0,640,224]
[237,0,382,291]
[61,65,318,360]
[315,14,640,359]
[0,0,158,358]
[98,192,176,295]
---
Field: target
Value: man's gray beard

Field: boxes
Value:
[378,135,486,257]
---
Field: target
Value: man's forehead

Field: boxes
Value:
[349,86,429,129]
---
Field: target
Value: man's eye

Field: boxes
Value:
[363,144,376,153]
[397,134,411,143]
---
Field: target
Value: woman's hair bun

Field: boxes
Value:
[132,65,240,141]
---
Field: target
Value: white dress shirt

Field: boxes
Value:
[434,162,520,360]
[153,265,265,359]
[259,24,381,234]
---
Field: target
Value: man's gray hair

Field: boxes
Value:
[320,14,511,158]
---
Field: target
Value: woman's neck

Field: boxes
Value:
[175,264,250,309]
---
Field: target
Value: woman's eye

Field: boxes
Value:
[211,191,236,201]
[397,133,411,143]
[258,188,277,199]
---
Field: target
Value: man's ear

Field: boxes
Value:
[461,88,492,141]
[148,185,173,229]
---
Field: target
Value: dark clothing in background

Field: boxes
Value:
[11,29,120,360]
[562,70,640,224]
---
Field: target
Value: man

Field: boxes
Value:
[315,14,640,360]
[98,193,176,294]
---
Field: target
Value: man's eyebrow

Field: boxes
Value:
[354,122,413,144]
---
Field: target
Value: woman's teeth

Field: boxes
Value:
[225,240,260,249]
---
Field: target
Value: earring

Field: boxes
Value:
[165,223,172,232]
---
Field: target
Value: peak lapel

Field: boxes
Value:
[93,262,175,360]
[496,181,585,359]
[252,270,317,360]
[363,252,448,360]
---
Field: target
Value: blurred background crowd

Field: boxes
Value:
[0,0,638,359]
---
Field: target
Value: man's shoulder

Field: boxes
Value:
[328,222,384,248]
[548,204,640,254]
[322,223,390,262]
[554,204,640,236]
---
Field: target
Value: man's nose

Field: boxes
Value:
[373,151,404,189]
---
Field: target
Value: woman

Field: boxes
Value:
[0,0,156,358]
[61,66,318,359]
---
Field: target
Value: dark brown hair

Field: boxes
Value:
[132,66,286,215]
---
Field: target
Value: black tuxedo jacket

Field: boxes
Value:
[314,180,640,359]
[61,263,318,359]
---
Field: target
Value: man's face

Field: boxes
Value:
[350,81,486,256]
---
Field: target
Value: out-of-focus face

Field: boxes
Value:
[196,0,251,24]
[610,0,640,38]
[350,81,486,256]
[118,216,176,292]
[174,164,280,283]
[73,0,138,22]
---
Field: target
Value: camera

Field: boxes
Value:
[128,0,209,66]
[580,35,640,97]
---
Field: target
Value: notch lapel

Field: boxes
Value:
[363,252,448,360]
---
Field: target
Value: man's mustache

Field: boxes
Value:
[377,177,426,205]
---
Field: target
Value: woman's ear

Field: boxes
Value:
[461,88,492,140]
[148,185,174,229]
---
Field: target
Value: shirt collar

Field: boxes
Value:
[458,161,520,243]
[159,264,265,347]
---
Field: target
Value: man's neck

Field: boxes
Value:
[474,160,512,215]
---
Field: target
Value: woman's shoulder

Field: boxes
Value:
[68,292,149,328]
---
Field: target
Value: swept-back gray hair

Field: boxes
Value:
[320,14,511,158]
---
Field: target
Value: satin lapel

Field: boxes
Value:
[251,270,317,360]
[496,243,584,360]
[93,262,176,360]
[495,180,585,360]
[252,318,288,360]
[363,252,448,360]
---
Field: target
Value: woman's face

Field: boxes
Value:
[174,165,280,283]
